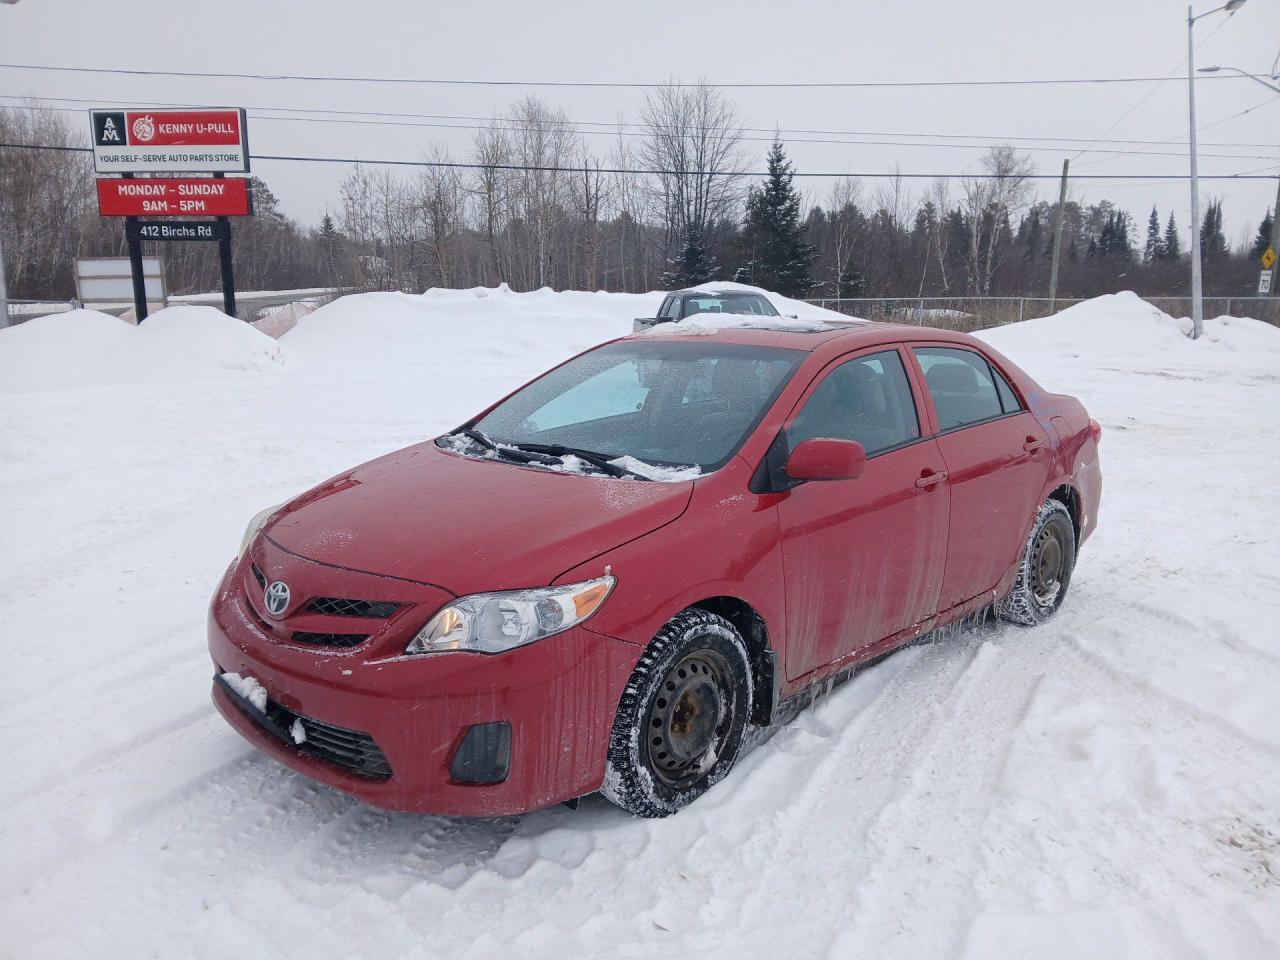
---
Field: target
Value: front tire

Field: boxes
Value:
[601,609,753,818]
[997,498,1077,626]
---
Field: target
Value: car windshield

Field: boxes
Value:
[459,341,803,474]
[682,293,779,318]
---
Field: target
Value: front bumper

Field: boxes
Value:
[208,558,640,816]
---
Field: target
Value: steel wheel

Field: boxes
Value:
[644,651,732,788]
[1030,523,1066,606]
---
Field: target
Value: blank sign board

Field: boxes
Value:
[75,257,166,305]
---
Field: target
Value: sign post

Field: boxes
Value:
[90,107,251,323]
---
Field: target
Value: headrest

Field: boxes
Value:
[925,362,979,393]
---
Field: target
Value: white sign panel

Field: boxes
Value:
[90,108,249,174]
[1260,270,1273,295]
[75,257,167,306]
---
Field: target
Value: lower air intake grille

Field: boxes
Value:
[217,673,392,779]
[297,717,393,779]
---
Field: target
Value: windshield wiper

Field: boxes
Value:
[453,429,559,465]
[506,442,653,480]
[458,428,499,452]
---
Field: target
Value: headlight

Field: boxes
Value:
[407,576,615,655]
[238,503,283,558]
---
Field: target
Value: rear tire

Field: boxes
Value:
[997,498,1076,626]
[601,609,752,818]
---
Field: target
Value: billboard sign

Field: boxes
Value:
[75,256,166,309]
[96,177,253,217]
[90,108,249,173]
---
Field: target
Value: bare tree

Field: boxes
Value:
[469,121,511,285]
[962,145,1035,294]
[507,96,578,289]
[416,146,465,288]
[639,81,747,246]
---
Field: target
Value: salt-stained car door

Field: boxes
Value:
[910,345,1051,611]
[777,347,949,682]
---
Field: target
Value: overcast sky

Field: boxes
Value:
[2,0,1278,247]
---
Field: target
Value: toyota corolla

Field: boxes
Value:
[209,317,1101,818]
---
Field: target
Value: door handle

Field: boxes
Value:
[1022,437,1046,453]
[915,471,948,488]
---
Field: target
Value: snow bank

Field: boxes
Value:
[1,283,854,393]
[0,305,282,392]
[4,284,1280,960]
[979,290,1280,372]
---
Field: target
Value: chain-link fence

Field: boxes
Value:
[804,295,1280,333]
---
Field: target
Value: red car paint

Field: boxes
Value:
[209,322,1100,816]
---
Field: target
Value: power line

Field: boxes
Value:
[0,61,1276,89]
[1074,95,1280,169]
[1068,13,1233,162]
[10,92,1274,149]
[7,99,1276,162]
[2,140,1275,179]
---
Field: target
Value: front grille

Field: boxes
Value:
[290,631,369,648]
[306,597,401,619]
[217,673,392,779]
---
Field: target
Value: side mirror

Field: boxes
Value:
[785,438,866,482]
[785,313,799,319]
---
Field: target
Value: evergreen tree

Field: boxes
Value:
[661,224,716,288]
[1144,206,1163,263]
[735,141,816,297]
[319,212,343,284]
[1251,207,1274,259]
[1163,212,1181,259]
[1199,199,1229,261]
[836,252,867,298]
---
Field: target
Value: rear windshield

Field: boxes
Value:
[682,293,779,318]
[470,341,803,471]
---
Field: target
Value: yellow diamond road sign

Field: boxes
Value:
[1264,247,1277,270]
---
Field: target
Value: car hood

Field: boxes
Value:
[266,441,694,595]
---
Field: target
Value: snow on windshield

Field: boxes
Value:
[438,431,701,483]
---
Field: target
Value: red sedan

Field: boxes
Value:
[209,318,1101,818]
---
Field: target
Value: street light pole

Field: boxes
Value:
[1187,4,1205,339]
[1185,0,1250,340]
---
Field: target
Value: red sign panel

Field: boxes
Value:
[121,110,243,146]
[96,178,253,217]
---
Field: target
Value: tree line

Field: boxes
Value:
[1,94,1272,305]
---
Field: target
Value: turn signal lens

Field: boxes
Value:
[1089,419,1102,444]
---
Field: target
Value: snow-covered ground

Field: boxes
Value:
[1,286,1278,959]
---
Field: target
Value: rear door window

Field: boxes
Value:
[913,347,1006,431]
[789,350,921,456]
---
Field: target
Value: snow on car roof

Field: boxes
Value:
[638,313,852,337]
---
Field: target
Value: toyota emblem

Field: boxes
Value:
[264,580,291,618]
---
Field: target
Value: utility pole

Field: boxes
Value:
[1048,158,1069,312]
[0,216,9,329]
[1186,4,1205,340]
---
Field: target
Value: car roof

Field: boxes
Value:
[673,289,767,297]
[627,320,982,355]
